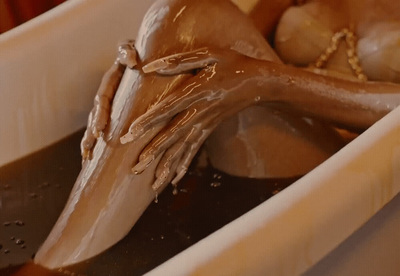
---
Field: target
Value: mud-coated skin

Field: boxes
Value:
[34,0,286,269]
[35,0,400,269]
[128,46,400,181]
[127,0,400,180]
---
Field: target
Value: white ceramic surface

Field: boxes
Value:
[1,0,399,275]
[0,0,154,167]
[147,105,400,275]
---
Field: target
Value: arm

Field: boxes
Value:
[122,47,400,188]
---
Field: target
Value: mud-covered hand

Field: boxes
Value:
[119,46,400,193]
[120,48,259,191]
[81,40,137,159]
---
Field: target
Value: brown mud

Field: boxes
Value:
[0,130,296,276]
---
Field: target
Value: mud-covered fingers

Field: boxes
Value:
[92,62,125,136]
[164,113,220,186]
[152,141,187,191]
[142,47,219,75]
[81,62,124,157]
[131,127,182,175]
[92,41,136,133]
[92,95,111,137]
[80,130,95,160]
[80,110,96,159]
[152,124,211,192]
[172,124,217,186]
[132,131,179,174]
[171,104,239,186]
[132,107,205,174]
[132,98,222,173]
[151,112,220,190]
[117,39,137,68]
[120,97,181,144]
[120,87,222,144]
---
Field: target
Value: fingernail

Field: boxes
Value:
[171,167,187,185]
[152,178,164,191]
[120,125,145,144]
[120,133,133,144]
[120,131,135,144]
[152,169,168,191]
[142,59,168,73]
[132,155,154,174]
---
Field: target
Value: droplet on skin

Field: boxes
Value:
[3,221,11,226]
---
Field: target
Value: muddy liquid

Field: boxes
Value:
[0,130,297,276]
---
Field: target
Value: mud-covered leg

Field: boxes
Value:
[81,40,138,159]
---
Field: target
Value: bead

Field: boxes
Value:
[312,28,367,81]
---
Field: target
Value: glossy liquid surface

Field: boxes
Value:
[0,130,296,275]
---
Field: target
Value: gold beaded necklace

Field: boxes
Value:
[313,28,367,81]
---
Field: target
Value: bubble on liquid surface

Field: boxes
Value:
[210,181,221,188]
[15,239,25,245]
[213,173,222,180]
[272,189,280,195]
[14,220,25,226]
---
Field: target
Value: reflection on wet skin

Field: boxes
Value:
[3,0,400,273]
